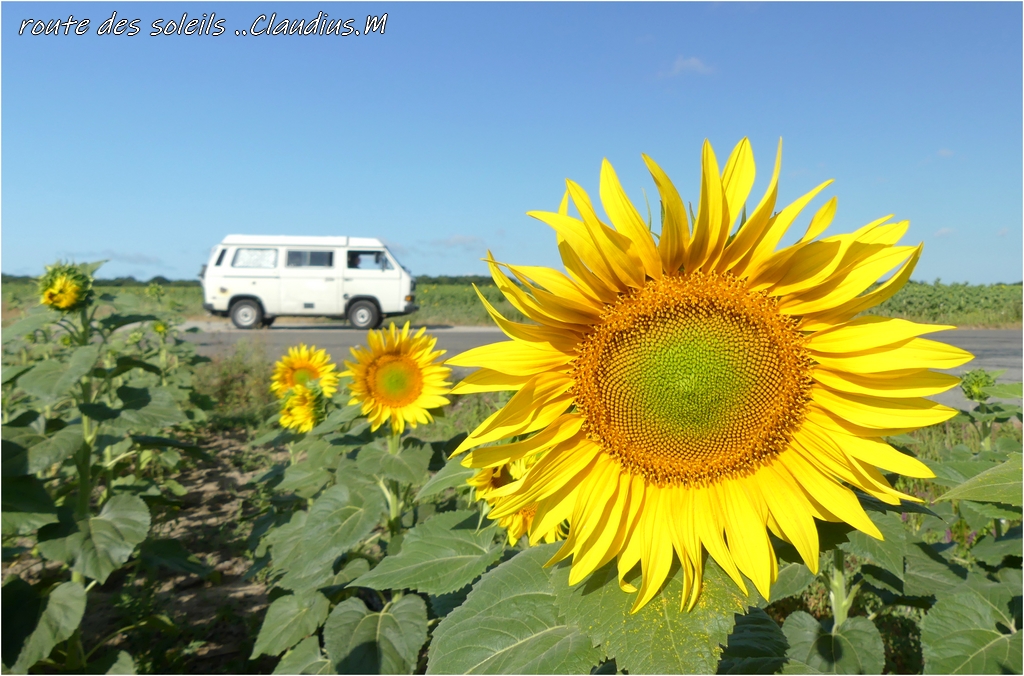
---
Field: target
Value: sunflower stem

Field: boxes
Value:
[387,428,401,455]
[828,548,859,632]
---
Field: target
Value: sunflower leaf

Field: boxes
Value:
[554,557,759,675]
[323,595,427,675]
[356,437,433,485]
[840,512,906,581]
[770,562,817,601]
[937,454,1022,506]
[970,526,1022,567]
[902,541,968,599]
[18,345,101,404]
[9,581,87,673]
[718,608,789,675]
[921,571,1023,674]
[272,636,332,675]
[781,612,884,674]
[427,544,603,674]
[1,476,59,535]
[349,510,503,596]
[416,457,475,502]
[251,590,330,659]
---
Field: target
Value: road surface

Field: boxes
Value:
[181,320,1021,411]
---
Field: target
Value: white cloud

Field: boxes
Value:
[937,148,954,157]
[660,56,713,78]
[60,249,164,266]
[933,228,954,238]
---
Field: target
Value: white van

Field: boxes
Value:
[200,235,417,329]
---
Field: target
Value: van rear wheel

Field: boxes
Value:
[230,300,263,330]
[348,301,379,330]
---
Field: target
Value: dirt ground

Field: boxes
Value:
[4,430,286,674]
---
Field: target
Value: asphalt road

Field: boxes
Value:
[182,320,1021,411]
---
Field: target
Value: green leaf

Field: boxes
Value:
[841,512,906,581]
[2,365,33,386]
[114,386,187,431]
[12,581,87,673]
[278,484,386,593]
[1,476,58,535]
[427,544,603,675]
[139,539,214,577]
[251,591,330,659]
[939,454,1022,506]
[357,437,432,485]
[274,461,332,499]
[105,650,137,674]
[719,608,788,675]
[902,541,967,599]
[273,636,332,675]
[37,495,151,583]
[771,562,816,601]
[415,458,475,502]
[350,510,503,596]
[981,382,1023,400]
[4,425,84,476]
[2,577,40,668]
[554,557,760,675]
[2,309,57,345]
[323,595,428,675]
[309,405,362,436]
[970,526,1022,567]
[264,511,308,570]
[925,458,998,488]
[921,574,1022,674]
[782,612,884,674]
[18,345,101,404]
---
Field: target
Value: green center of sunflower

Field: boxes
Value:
[292,367,314,385]
[572,271,812,487]
[370,355,424,407]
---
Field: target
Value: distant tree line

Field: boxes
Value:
[1,273,201,287]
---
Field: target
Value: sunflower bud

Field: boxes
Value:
[279,382,327,433]
[960,368,998,403]
[38,262,94,313]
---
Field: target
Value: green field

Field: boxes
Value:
[3,277,1019,327]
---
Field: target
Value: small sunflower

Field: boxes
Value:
[38,262,93,312]
[271,344,339,399]
[342,322,452,434]
[468,457,567,545]
[279,383,326,433]
[448,138,972,612]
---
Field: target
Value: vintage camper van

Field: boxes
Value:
[200,235,417,329]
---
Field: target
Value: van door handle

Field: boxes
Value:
[343,277,353,281]
[325,278,334,281]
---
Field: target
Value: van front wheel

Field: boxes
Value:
[230,300,263,330]
[348,301,380,330]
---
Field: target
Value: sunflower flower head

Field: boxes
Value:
[959,368,997,402]
[341,321,452,434]
[271,344,340,400]
[448,138,972,613]
[279,382,327,433]
[38,262,93,313]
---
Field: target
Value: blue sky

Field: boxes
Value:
[3,2,1021,284]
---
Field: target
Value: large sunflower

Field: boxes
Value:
[342,322,452,434]
[448,138,972,612]
[271,344,340,399]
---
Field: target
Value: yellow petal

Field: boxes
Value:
[447,340,572,375]
[600,158,662,280]
[806,316,955,354]
[633,487,676,612]
[781,245,916,315]
[813,367,960,399]
[757,464,820,573]
[779,450,882,540]
[642,153,690,273]
[454,373,573,454]
[720,138,782,272]
[450,369,533,395]
[799,196,837,243]
[466,414,584,468]
[686,140,727,271]
[721,138,757,240]
[741,179,834,273]
[813,386,958,430]
[811,336,973,374]
[566,180,647,288]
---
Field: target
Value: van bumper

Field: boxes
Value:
[404,302,419,313]
[203,302,214,313]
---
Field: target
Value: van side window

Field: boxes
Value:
[215,249,227,266]
[286,250,334,267]
[347,250,393,271]
[232,248,278,269]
